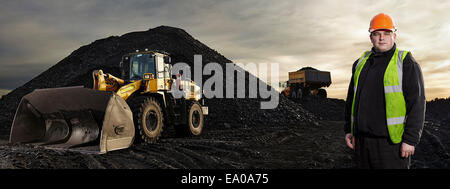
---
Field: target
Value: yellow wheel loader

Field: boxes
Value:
[9,50,208,154]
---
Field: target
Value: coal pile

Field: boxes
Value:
[425,98,450,124]
[0,26,331,169]
[293,96,346,121]
[294,94,450,168]
[412,97,450,168]
[0,26,316,138]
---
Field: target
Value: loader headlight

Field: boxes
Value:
[143,73,153,80]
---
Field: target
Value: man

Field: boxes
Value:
[344,13,426,169]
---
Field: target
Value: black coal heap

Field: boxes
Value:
[0,26,316,136]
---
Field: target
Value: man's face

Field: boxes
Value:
[370,29,396,52]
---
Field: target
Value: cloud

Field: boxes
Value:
[0,62,50,89]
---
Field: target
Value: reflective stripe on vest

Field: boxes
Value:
[350,48,409,144]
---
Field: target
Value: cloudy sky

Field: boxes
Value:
[1,0,449,100]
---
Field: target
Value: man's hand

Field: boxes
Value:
[345,133,355,150]
[401,142,415,158]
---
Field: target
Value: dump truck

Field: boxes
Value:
[280,67,331,99]
[9,50,208,154]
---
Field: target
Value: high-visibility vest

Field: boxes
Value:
[351,48,409,144]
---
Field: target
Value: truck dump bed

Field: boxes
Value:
[288,70,331,88]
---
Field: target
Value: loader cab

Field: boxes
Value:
[129,53,156,80]
[120,51,172,82]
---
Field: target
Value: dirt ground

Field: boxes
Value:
[0,119,352,169]
[0,97,449,169]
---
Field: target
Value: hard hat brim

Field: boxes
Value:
[369,28,397,33]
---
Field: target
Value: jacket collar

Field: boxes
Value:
[371,43,396,57]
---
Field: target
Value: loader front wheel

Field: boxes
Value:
[130,96,164,144]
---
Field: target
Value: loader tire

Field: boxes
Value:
[175,101,204,137]
[129,96,164,144]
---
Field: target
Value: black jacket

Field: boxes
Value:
[344,44,426,146]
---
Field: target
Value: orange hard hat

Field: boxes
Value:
[369,13,396,33]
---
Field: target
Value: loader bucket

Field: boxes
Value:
[9,86,135,154]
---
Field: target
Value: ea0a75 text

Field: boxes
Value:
[225,173,269,184]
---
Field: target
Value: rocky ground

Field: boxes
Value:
[0,26,448,169]
[0,97,448,169]
[0,119,351,169]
